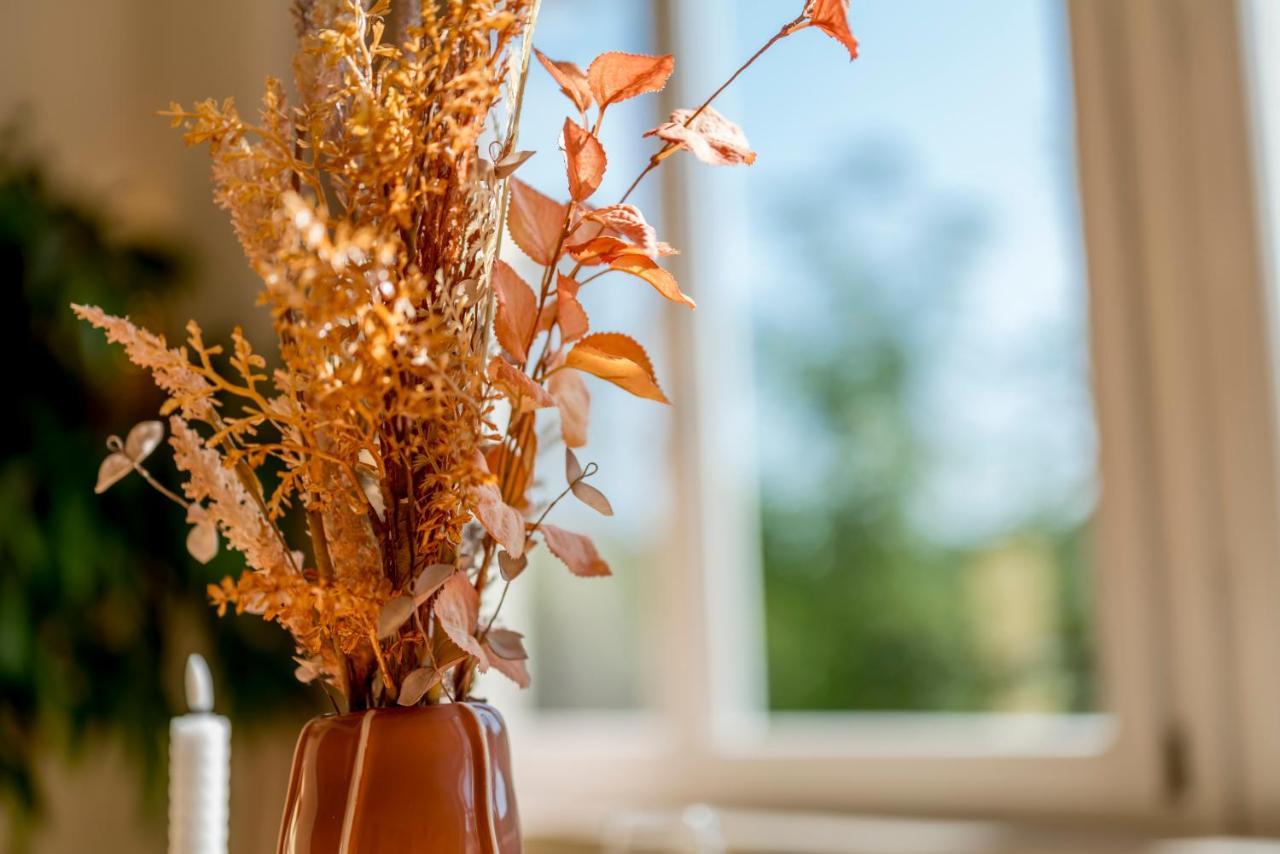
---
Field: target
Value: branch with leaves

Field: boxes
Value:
[76,0,857,712]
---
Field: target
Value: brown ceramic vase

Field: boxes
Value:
[276,703,521,853]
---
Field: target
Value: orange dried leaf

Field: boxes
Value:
[535,49,593,114]
[377,595,416,639]
[799,0,859,60]
[411,563,455,604]
[498,549,528,582]
[571,481,614,517]
[568,234,674,266]
[585,204,657,257]
[508,178,566,266]
[565,333,668,404]
[434,573,488,669]
[472,481,526,557]
[486,628,529,661]
[556,274,589,341]
[609,254,695,309]
[492,260,538,362]
[535,299,558,335]
[567,235,629,266]
[562,118,606,202]
[646,106,757,167]
[587,52,675,109]
[548,368,590,448]
[431,632,470,675]
[567,216,606,248]
[397,666,442,706]
[542,524,611,577]
[485,644,531,688]
[489,357,556,413]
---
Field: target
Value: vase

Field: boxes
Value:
[276,703,521,853]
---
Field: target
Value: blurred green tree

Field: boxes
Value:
[754,147,1095,713]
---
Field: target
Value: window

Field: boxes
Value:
[506,0,1280,839]
[739,0,1096,716]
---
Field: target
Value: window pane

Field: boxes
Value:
[475,0,668,711]
[741,0,1097,712]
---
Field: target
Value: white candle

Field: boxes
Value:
[169,653,230,854]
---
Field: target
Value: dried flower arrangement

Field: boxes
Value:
[74,0,856,712]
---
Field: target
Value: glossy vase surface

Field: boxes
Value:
[277,703,521,853]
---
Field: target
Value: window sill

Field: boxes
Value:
[526,807,1280,854]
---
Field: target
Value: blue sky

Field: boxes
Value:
[735,0,1095,545]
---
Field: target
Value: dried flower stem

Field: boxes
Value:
[463,462,594,695]
[133,463,190,511]
[368,627,397,698]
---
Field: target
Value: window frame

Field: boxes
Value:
[506,0,1280,838]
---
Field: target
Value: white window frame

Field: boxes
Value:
[507,0,1280,839]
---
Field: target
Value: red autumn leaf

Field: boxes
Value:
[488,357,556,413]
[508,178,567,266]
[535,49,593,114]
[434,572,488,669]
[485,643,531,688]
[556,274,589,341]
[542,524,611,577]
[585,204,658,257]
[646,106,757,167]
[472,481,526,557]
[609,253,695,309]
[548,367,590,448]
[587,52,675,109]
[562,118,607,202]
[798,0,859,60]
[564,332,668,403]
[492,260,537,361]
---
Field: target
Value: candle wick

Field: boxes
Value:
[185,653,215,713]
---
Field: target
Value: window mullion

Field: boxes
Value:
[655,0,771,754]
